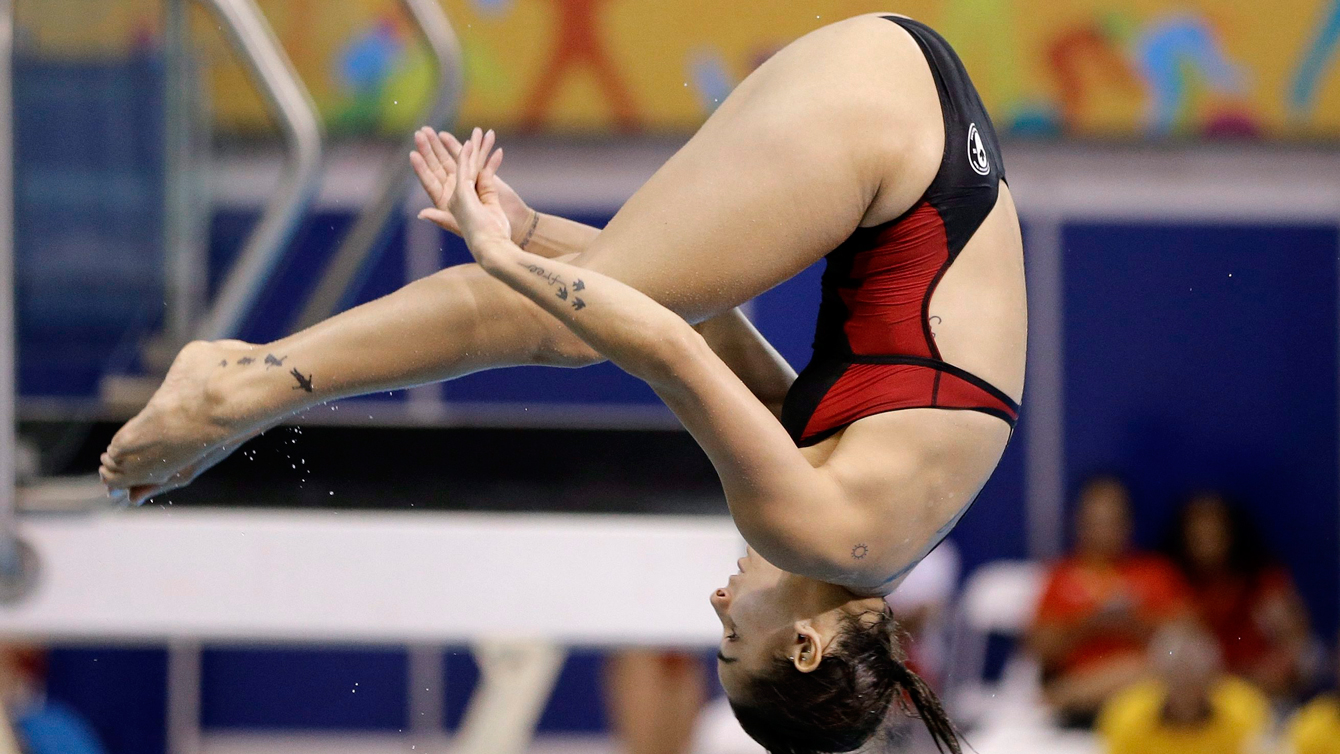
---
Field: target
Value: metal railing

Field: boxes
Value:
[290,0,464,332]
[0,0,36,603]
[191,0,325,342]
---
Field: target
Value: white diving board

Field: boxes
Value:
[0,509,742,645]
[0,509,745,754]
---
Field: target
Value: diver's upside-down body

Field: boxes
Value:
[102,14,1023,754]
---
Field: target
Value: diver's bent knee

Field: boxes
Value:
[533,335,602,368]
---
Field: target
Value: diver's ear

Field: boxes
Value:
[789,624,824,673]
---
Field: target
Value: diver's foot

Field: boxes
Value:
[100,340,264,505]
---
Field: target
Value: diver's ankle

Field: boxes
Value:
[204,341,298,432]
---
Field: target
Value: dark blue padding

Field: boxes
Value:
[1063,221,1340,635]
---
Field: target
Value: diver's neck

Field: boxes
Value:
[779,571,882,616]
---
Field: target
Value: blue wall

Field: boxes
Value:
[1063,222,1340,635]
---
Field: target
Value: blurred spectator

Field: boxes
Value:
[0,645,105,754]
[1286,639,1340,754]
[1098,624,1272,754]
[604,649,709,754]
[1162,491,1317,702]
[886,538,961,690]
[1028,474,1191,726]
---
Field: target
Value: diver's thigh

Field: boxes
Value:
[570,16,936,322]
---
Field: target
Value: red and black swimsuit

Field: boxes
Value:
[780,16,1020,447]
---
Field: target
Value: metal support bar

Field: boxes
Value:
[0,0,29,603]
[407,644,449,751]
[1024,213,1066,560]
[454,640,566,754]
[290,0,463,332]
[194,0,323,341]
[166,640,203,754]
[162,0,208,352]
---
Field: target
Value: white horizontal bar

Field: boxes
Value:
[210,140,1340,221]
[0,510,742,646]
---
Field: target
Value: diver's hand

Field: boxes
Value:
[426,128,512,269]
[410,126,534,245]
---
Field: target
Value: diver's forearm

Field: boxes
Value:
[693,309,796,417]
[520,212,601,259]
[476,239,688,383]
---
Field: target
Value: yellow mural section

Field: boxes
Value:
[14,0,1340,138]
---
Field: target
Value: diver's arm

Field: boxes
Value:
[478,241,852,570]
[692,310,796,419]
[446,139,860,575]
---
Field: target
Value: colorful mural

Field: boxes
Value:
[14,0,1340,139]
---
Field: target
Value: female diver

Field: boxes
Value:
[100,14,1025,753]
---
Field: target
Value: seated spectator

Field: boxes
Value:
[1028,474,1191,727]
[1286,638,1340,754]
[1099,624,1272,754]
[1162,491,1316,702]
[604,649,709,754]
[0,645,105,754]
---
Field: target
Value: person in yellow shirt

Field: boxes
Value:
[1287,643,1340,754]
[1098,624,1271,754]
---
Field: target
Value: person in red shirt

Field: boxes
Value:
[1028,474,1191,727]
[1162,491,1317,702]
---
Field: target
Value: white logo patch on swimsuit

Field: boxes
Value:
[967,123,991,176]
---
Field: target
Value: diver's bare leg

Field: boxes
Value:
[103,15,941,501]
[101,262,601,503]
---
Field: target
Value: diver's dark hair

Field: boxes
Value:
[728,606,960,754]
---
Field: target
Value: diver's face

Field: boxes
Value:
[709,547,799,696]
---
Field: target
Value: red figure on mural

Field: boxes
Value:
[522,0,639,131]
[1049,27,1141,131]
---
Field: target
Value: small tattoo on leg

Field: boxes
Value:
[219,360,228,367]
[264,354,288,369]
[851,543,869,560]
[237,356,255,366]
[289,368,314,392]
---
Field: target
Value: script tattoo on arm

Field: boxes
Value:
[518,262,564,287]
[517,263,590,311]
